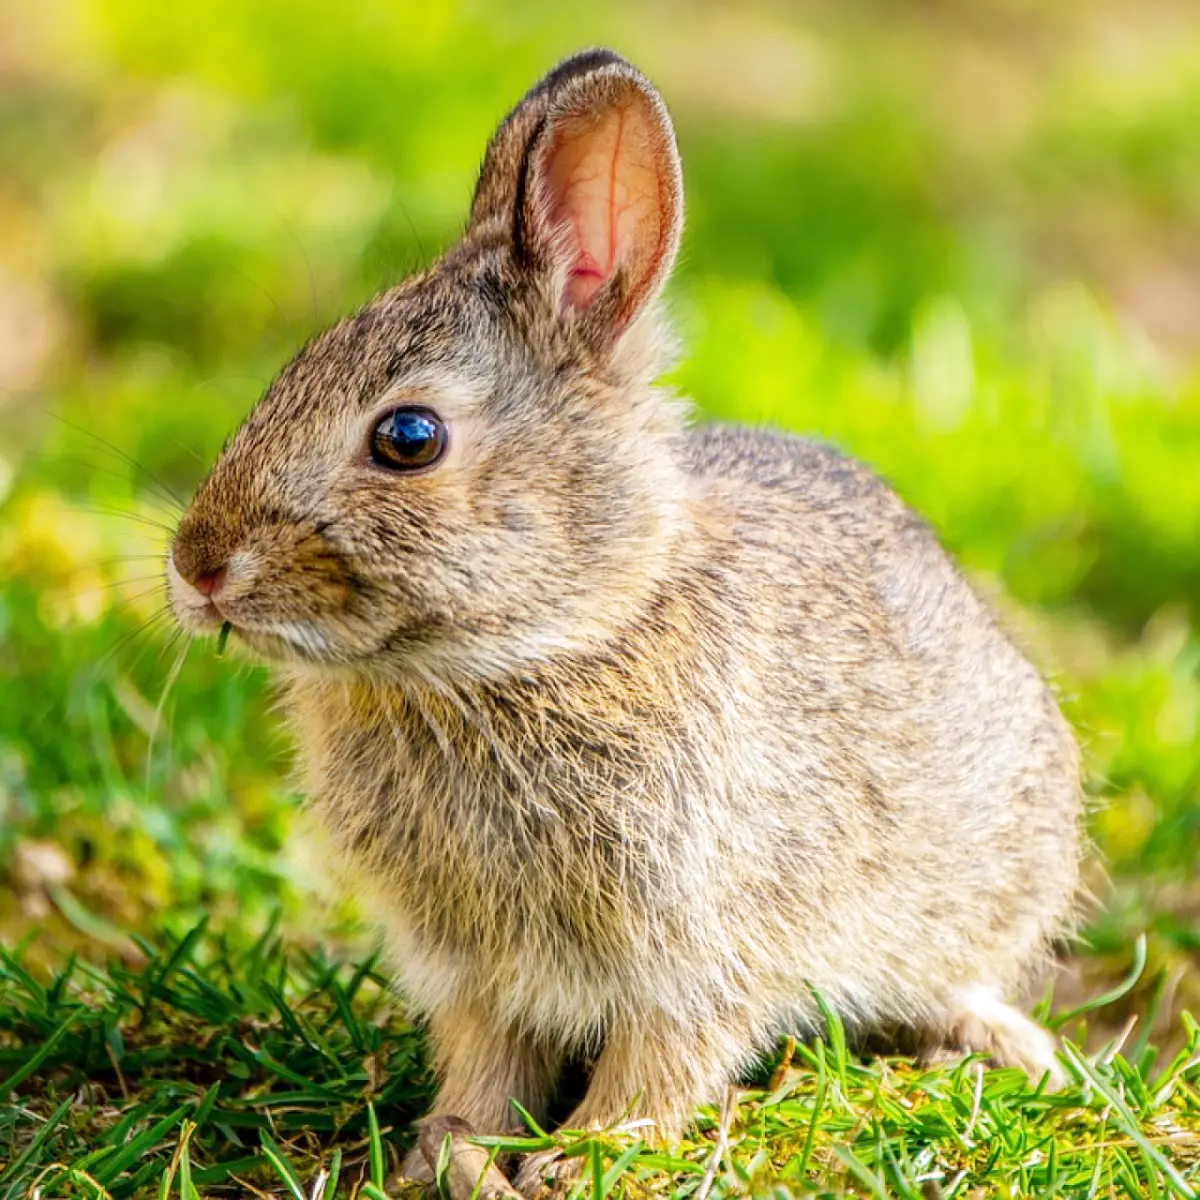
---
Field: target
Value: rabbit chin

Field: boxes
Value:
[233,621,341,664]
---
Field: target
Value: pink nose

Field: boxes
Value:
[190,565,227,597]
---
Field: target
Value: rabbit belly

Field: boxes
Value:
[304,706,1076,1059]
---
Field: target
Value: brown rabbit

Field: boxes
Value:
[169,49,1084,1193]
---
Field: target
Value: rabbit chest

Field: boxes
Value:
[287,669,743,1030]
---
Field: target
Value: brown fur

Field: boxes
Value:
[169,50,1084,1191]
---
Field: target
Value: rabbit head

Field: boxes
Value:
[169,50,690,679]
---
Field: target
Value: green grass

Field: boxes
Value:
[0,922,430,1197]
[4,0,1200,1195]
[3,923,1200,1198]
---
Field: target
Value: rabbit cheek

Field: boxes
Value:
[212,527,361,662]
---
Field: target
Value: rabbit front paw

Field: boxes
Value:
[513,1149,583,1197]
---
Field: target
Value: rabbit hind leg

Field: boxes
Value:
[919,986,1065,1089]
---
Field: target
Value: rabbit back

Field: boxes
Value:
[683,423,1083,1003]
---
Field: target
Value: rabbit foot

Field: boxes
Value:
[927,986,1065,1089]
[513,1149,583,1197]
[399,1145,434,1184]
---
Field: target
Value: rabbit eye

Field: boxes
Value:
[370,406,447,472]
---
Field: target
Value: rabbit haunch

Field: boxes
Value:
[168,48,1084,1188]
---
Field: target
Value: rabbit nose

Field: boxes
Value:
[189,564,228,597]
[172,535,230,597]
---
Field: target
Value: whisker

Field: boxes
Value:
[173,439,208,468]
[191,373,271,394]
[44,411,188,511]
[51,521,173,551]
[395,195,429,273]
[91,607,174,679]
[106,582,171,609]
[154,624,186,670]
[263,195,319,329]
[117,611,181,682]
[371,174,431,288]
[30,558,166,588]
[144,632,192,796]
[66,504,178,536]
[230,266,299,345]
[61,576,168,602]
[45,457,184,520]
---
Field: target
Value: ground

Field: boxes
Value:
[2,0,1200,1196]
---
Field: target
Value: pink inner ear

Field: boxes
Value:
[543,103,665,313]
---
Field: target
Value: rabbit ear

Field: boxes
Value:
[522,58,683,343]
[469,49,629,234]
[470,51,683,347]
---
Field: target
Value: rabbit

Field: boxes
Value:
[168,48,1084,1194]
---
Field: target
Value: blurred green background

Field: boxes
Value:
[1,0,1198,1020]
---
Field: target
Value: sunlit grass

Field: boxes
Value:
[3,925,1200,1198]
[4,0,1200,1194]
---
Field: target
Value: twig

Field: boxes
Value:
[768,1035,797,1091]
[695,1086,737,1200]
[963,1061,984,1142]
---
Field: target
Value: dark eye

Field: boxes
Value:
[369,406,448,472]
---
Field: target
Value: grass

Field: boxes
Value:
[3,923,1200,1198]
[0,922,429,1197]
[4,0,1200,1194]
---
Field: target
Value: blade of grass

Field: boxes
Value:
[601,1139,645,1194]
[811,988,848,1085]
[435,1130,454,1198]
[367,1100,386,1188]
[834,1145,889,1198]
[326,1148,342,1199]
[87,1101,192,1186]
[793,1041,829,1181]
[1061,1042,1195,1199]
[510,1098,551,1140]
[0,1011,81,1100]
[469,1145,503,1200]
[259,1131,307,1200]
[1051,936,1147,1029]
[179,1121,197,1200]
[0,1095,73,1191]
